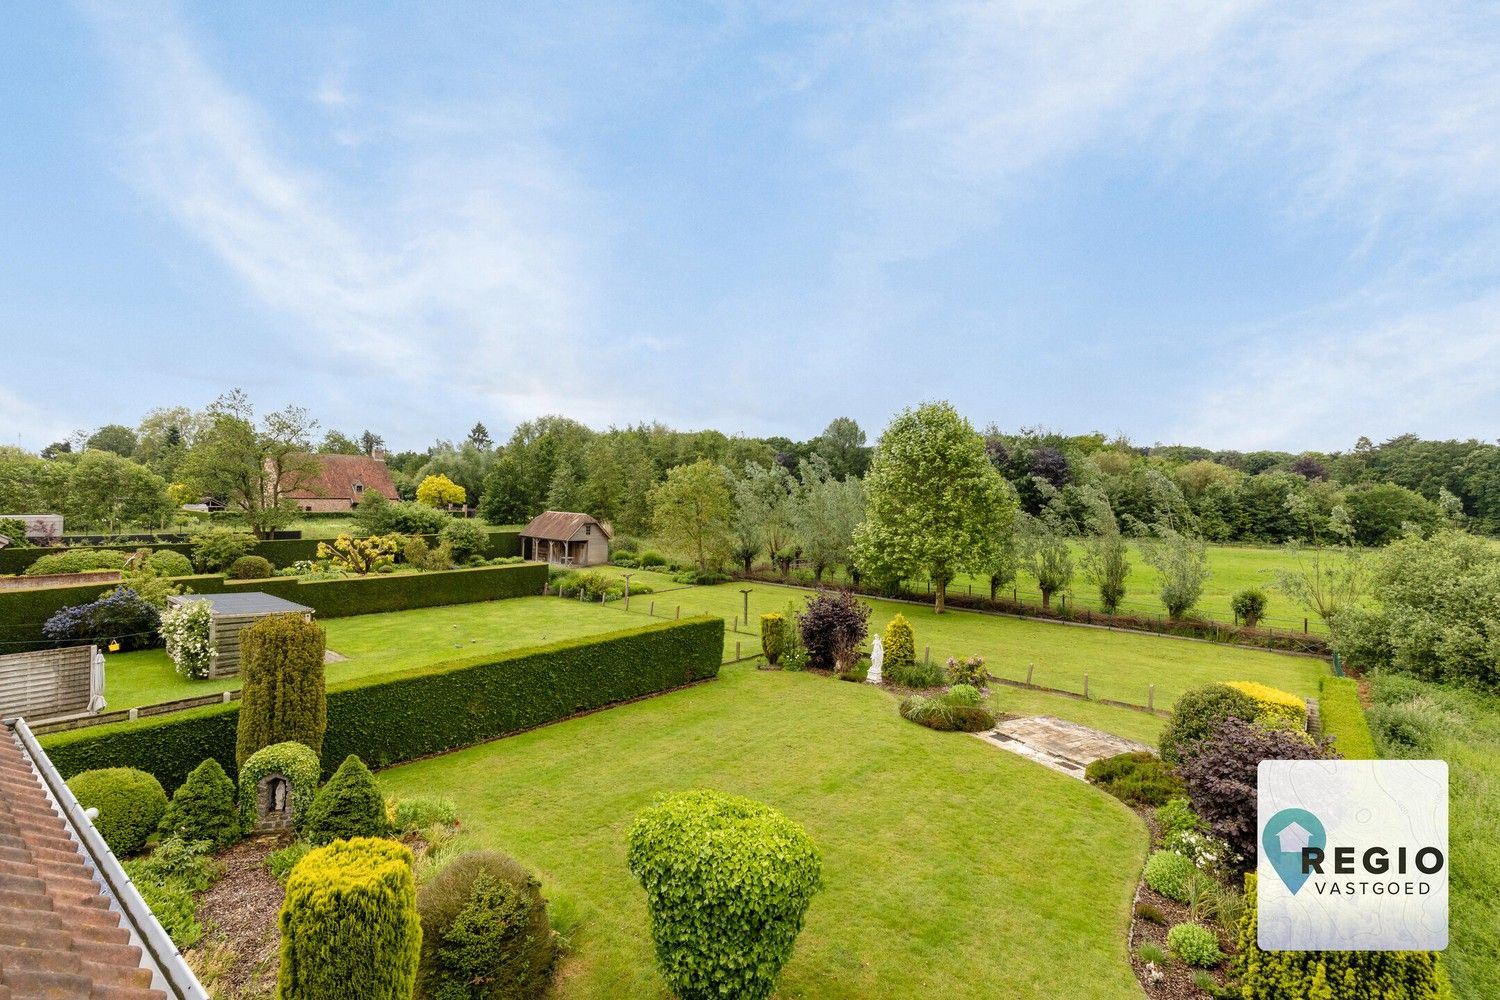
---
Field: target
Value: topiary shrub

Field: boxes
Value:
[303,754,390,846]
[1166,923,1223,967]
[1235,874,1444,999]
[1229,588,1267,628]
[227,554,276,580]
[144,549,194,577]
[1158,684,1258,764]
[626,789,822,1000]
[235,613,327,767]
[760,612,786,666]
[1179,717,1334,871]
[1143,849,1196,903]
[239,741,322,832]
[798,589,870,675]
[416,851,558,1000]
[278,837,421,1000]
[1084,751,1184,806]
[159,758,240,848]
[1224,680,1305,730]
[41,586,161,651]
[66,767,167,855]
[882,614,915,670]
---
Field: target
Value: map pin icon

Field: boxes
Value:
[1262,807,1326,895]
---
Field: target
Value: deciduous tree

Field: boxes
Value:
[649,460,734,572]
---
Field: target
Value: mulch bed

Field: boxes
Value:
[1126,807,1236,1000]
[188,835,290,1000]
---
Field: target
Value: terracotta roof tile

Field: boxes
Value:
[0,728,167,1000]
[283,453,399,502]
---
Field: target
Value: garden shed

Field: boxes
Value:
[519,511,611,566]
[166,592,314,678]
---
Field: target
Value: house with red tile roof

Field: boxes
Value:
[1,717,208,1000]
[282,451,400,513]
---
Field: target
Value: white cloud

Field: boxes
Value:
[85,3,606,425]
[0,389,72,450]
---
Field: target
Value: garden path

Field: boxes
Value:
[977,716,1152,778]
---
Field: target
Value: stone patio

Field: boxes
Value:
[975,715,1154,778]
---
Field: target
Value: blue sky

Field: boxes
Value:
[2,2,1498,453]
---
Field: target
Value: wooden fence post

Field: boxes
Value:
[924,645,930,666]
[649,600,655,617]
[1148,684,1155,712]
[736,641,741,661]
[1026,664,1034,686]
[676,606,681,620]
[1083,673,1089,699]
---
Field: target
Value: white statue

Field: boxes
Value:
[867,635,883,684]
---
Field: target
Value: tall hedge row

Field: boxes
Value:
[1318,675,1378,760]
[0,528,522,575]
[40,617,725,790]
[0,562,544,651]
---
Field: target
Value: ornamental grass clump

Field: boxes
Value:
[626,789,822,1000]
[235,613,327,767]
[278,837,421,1000]
[160,599,215,679]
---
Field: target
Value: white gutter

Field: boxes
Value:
[8,717,211,1000]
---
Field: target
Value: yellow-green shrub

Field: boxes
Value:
[278,838,421,1000]
[1225,680,1305,729]
[1235,875,1445,999]
[883,613,915,668]
[760,612,786,665]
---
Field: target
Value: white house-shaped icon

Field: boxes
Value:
[1276,821,1312,854]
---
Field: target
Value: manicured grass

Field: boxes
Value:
[379,665,1149,1000]
[282,516,359,538]
[595,575,1328,716]
[102,596,632,709]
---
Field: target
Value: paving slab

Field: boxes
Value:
[975,715,1154,779]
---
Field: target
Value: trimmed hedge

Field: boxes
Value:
[1235,874,1444,999]
[42,617,725,790]
[1319,675,1378,760]
[0,528,521,575]
[278,837,421,1000]
[0,562,545,651]
[1224,680,1306,729]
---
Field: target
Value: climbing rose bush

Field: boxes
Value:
[160,600,215,679]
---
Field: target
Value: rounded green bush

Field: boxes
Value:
[236,613,327,767]
[239,742,322,832]
[159,758,241,848]
[303,755,390,846]
[416,850,558,1000]
[637,549,667,567]
[66,767,167,855]
[1158,684,1258,764]
[144,549,194,577]
[1167,922,1223,967]
[626,789,823,1000]
[227,554,276,580]
[25,548,128,575]
[439,518,490,561]
[278,837,420,1000]
[1143,850,1197,903]
[898,694,995,732]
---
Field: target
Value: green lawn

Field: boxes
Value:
[595,574,1327,716]
[102,596,632,709]
[379,664,1150,1000]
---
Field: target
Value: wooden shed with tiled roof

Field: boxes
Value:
[0,717,208,999]
[519,512,610,567]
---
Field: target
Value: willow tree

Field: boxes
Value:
[852,402,1015,613]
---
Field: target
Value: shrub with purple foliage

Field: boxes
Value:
[798,589,870,675]
[1180,717,1336,871]
[42,587,161,650]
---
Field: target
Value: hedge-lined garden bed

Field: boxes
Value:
[0,527,522,575]
[41,616,725,789]
[0,561,545,651]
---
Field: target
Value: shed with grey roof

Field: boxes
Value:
[166,592,314,678]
